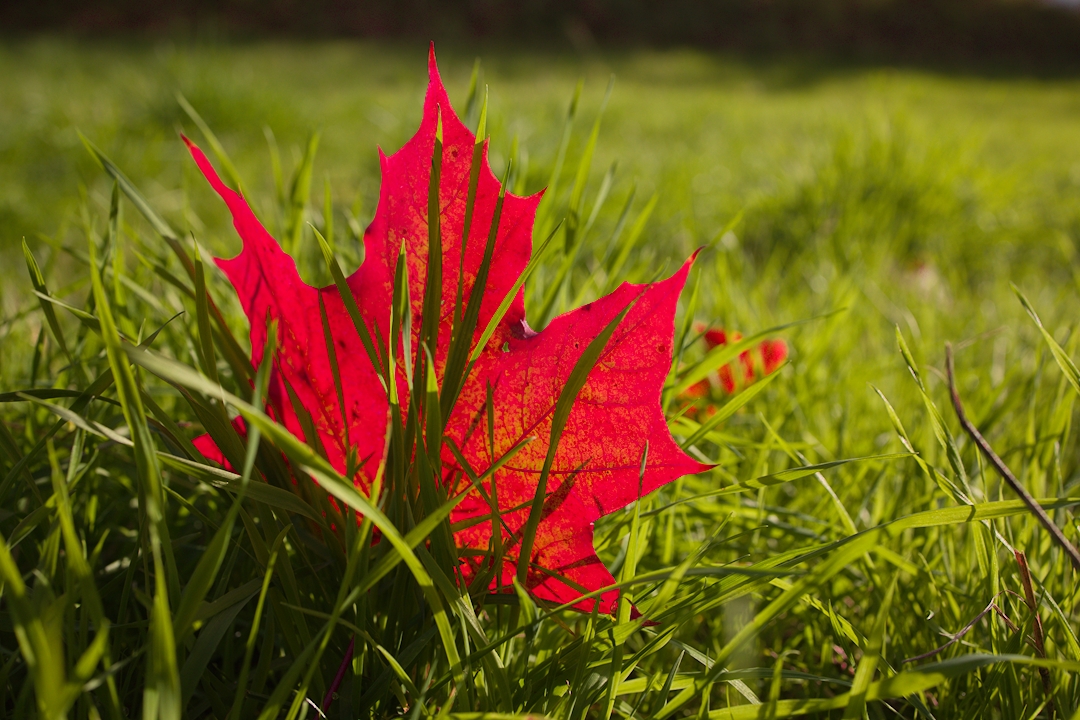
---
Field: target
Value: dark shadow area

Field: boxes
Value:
[4,0,1080,78]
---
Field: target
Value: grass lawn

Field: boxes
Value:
[2,37,1080,718]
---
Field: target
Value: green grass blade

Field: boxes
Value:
[468,220,559,364]
[463,59,482,128]
[319,292,351,449]
[841,574,898,719]
[679,367,785,448]
[646,454,911,516]
[708,654,1080,719]
[1014,283,1080,396]
[0,532,73,719]
[895,326,974,502]
[451,85,487,340]
[656,529,884,719]
[670,314,836,397]
[313,225,383,379]
[602,192,657,295]
[192,244,219,385]
[322,175,335,251]
[516,292,638,586]
[287,132,320,254]
[566,75,614,251]
[81,133,179,241]
[417,109,444,406]
[179,589,258,710]
[89,224,182,720]
[442,156,508,419]
[81,134,252,384]
[120,341,467,690]
[177,93,247,194]
[228,535,283,720]
[23,240,78,376]
[535,79,582,240]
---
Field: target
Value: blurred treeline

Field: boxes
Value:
[4,0,1080,71]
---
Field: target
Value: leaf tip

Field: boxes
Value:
[427,41,440,83]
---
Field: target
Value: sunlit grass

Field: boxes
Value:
[2,38,1080,718]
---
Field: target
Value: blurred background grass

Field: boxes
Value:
[4,34,1080,333]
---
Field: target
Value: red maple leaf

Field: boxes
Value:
[188,47,709,614]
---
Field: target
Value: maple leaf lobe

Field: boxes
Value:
[450,258,711,614]
[361,45,543,373]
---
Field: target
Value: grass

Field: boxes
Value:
[2,37,1080,718]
